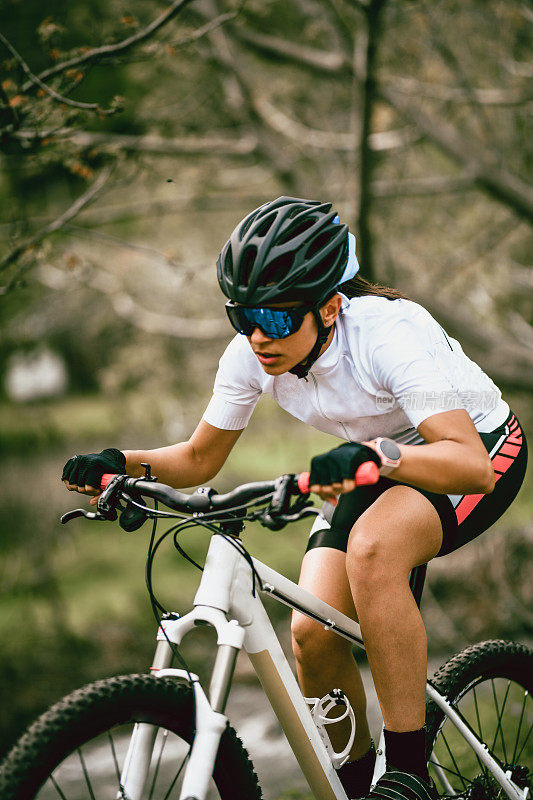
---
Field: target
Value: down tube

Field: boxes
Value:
[236,591,348,800]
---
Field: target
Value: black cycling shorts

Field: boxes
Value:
[306,410,527,558]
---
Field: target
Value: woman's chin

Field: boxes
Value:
[260,361,288,375]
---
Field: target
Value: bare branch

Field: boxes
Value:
[36,262,223,340]
[11,128,258,156]
[441,215,521,288]
[63,224,193,274]
[231,25,533,222]
[21,0,197,94]
[511,265,533,290]
[0,165,113,287]
[507,312,533,350]
[200,0,300,191]
[254,96,417,152]
[373,175,475,198]
[321,0,356,56]
[232,25,351,75]
[0,31,112,113]
[382,87,533,223]
[388,76,533,106]
[167,9,238,46]
[504,59,533,79]
[421,0,498,145]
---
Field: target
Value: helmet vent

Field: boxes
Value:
[278,216,315,244]
[305,249,338,284]
[223,245,233,276]
[261,252,295,285]
[306,229,336,259]
[254,213,276,238]
[240,245,257,287]
[240,213,257,238]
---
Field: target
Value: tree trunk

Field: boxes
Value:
[357,0,387,282]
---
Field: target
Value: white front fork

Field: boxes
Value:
[119,606,244,800]
[118,669,229,800]
[118,722,159,800]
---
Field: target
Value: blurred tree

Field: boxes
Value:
[0,0,531,393]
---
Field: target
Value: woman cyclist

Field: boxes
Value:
[63,197,528,800]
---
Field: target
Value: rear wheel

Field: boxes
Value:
[0,673,262,800]
[425,640,532,799]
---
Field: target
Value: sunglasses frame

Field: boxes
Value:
[225,300,316,339]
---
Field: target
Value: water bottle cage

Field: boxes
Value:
[304,688,356,769]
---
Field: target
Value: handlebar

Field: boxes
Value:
[62,459,380,530]
[101,474,281,512]
[100,457,380,513]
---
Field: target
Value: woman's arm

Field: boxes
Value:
[123,420,244,488]
[368,409,495,495]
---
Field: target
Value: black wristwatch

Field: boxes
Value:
[372,437,402,475]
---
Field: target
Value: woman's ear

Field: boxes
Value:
[320,293,342,326]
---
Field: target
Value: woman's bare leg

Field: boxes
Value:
[292,546,372,760]
[345,485,443,732]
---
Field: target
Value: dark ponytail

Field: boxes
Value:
[339,274,409,301]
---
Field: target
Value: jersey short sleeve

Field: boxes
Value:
[202,336,262,430]
[370,312,466,429]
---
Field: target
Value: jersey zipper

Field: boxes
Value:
[309,371,351,441]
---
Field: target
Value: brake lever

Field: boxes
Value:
[61,507,118,524]
[259,491,317,531]
[97,474,127,513]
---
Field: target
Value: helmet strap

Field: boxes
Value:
[288,306,332,380]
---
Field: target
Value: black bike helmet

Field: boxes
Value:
[217,196,349,305]
[217,196,358,378]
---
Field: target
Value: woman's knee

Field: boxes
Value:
[346,523,397,589]
[291,611,352,668]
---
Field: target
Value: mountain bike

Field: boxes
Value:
[0,463,531,800]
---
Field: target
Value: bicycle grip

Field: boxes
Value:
[101,473,116,490]
[297,461,380,494]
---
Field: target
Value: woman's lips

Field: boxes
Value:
[256,352,281,365]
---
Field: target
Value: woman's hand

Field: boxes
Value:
[62,448,126,496]
[309,442,381,503]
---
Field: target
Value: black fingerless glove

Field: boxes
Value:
[309,442,381,486]
[62,448,126,489]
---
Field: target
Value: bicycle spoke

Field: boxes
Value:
[439,730,468,791]
[429,758,474,783]
[429,753,455,795]
[162,747,190,800]
[148,729,168,800]
[108,730,130,800]
[515,720,533,762]
[511,690,528,764]
[50,774,69,800]
[108,730,122,783]
[490,678,509,764]
[473,684,483,742]
[77,748,96,800]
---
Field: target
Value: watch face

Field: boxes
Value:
[381,439,402,461]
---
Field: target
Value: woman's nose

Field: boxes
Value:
[250,327,273,344]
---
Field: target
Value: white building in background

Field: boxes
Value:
[5,347,68,402]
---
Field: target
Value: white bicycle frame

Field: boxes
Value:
[119,533,529,800]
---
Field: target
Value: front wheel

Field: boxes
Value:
[0,673,262,800]
[425,639,532,799]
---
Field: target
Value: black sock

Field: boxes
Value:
[337,744,376,799]
[384,727,429,783]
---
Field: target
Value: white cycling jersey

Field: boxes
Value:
[203,294,509,445]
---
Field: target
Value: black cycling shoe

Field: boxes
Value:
[364,769,440,799]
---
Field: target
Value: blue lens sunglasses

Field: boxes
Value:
[225,301,315,339]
